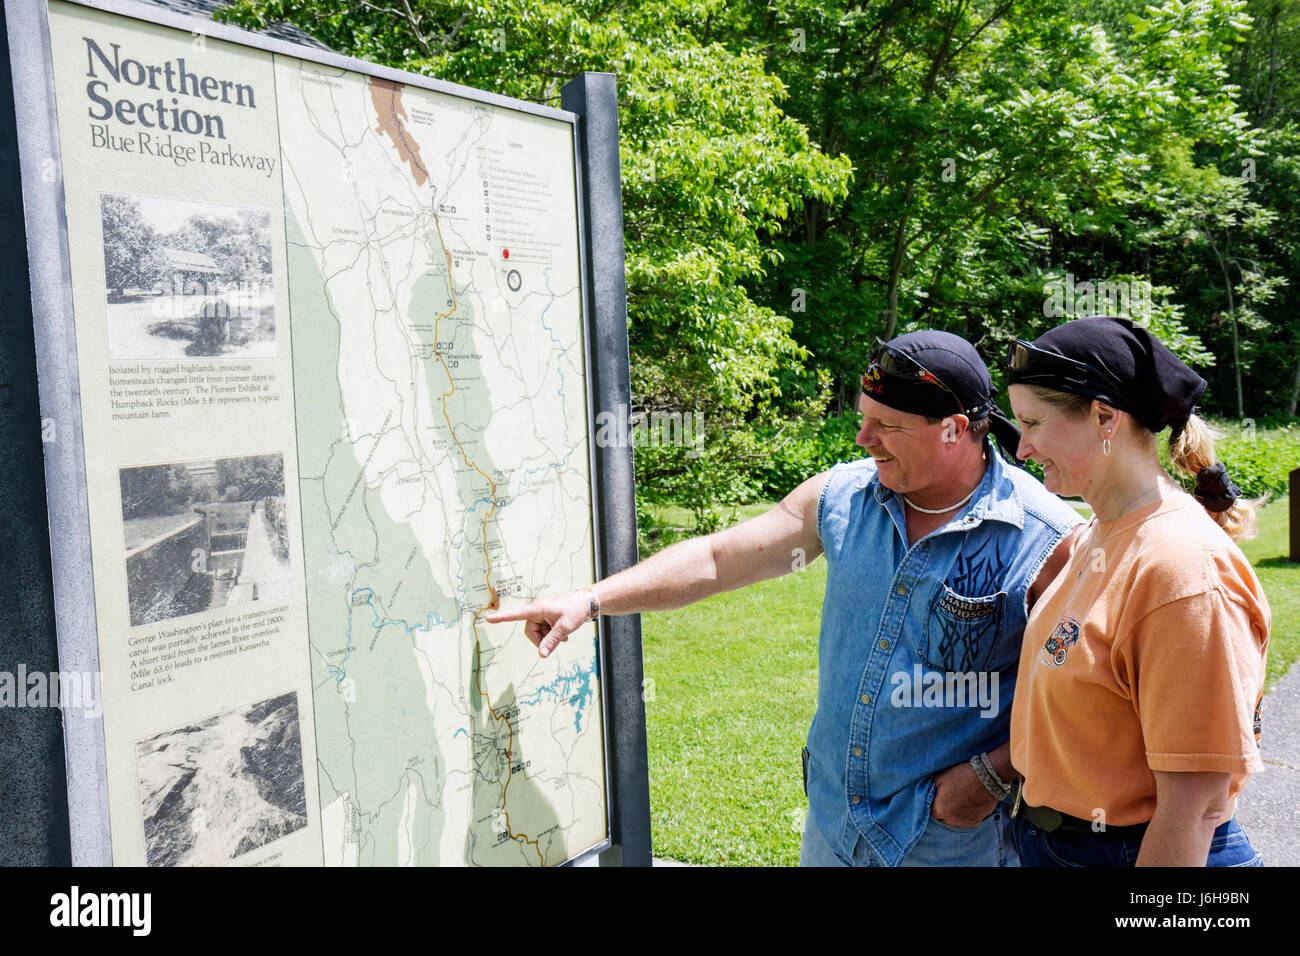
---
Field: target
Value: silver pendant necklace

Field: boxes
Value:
[1074,485,1163,577]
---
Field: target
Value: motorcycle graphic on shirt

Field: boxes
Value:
[1039,618,1081,668]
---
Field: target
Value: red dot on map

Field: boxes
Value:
[502,249,510,259]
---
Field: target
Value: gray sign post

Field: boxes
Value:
[0,1,72,866]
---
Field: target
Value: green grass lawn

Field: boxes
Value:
[640,495,1299,865]
[642,550,822,866]
[1239,497,1299,687]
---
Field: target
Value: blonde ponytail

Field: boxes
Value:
[1168,414,1260,541]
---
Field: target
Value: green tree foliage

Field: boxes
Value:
[1231,0,1300,415]
[1237,0,1300,126]
[725,0,1272,411]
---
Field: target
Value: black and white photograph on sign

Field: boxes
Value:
[136,692,308,866]
[121,453,291,627]
[100,192,275,359]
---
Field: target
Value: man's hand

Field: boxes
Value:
[484,590,591,658]
[930,760,999,828]
[485,470,830,660]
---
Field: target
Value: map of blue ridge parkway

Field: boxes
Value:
[278,58,606,866]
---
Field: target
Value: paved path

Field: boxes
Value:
[1236,664,1300,866]
[228,505,293,604]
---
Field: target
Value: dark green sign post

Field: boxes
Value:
[1290,467,1298,564]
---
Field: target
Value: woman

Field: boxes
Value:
[1004,316,1269,867]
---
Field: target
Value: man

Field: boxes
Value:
[487,331,1081,865]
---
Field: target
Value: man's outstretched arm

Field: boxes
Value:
[484,469,830,657]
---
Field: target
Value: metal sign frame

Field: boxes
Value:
[0,0,649,867]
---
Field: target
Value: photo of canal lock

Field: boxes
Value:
[121,453,292,627]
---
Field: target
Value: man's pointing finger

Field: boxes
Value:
[484,605,531,624]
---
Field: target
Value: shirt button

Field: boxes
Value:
[852,795,862,805]
[879,639,889,650]
[860,694,871,705]
[896,585,908,595]
[853,746,863,757]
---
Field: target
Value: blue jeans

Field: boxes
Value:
[1012,815,1262,867]
[800,806,1019,866]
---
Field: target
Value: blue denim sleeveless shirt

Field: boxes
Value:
[807,446,1080,865]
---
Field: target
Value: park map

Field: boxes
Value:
[278,60,607,865]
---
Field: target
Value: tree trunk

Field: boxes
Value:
[1288,351,1300,418]
[884,184,914,340]
[803,198,821,244]
[885,275,900,341]
[1208,232,1244,418]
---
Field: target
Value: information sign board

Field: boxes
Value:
[2,0,638,866]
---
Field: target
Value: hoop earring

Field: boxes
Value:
[1102,437,1111,456]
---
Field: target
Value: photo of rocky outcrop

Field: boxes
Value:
[136,692,308,866]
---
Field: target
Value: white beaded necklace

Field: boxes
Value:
[902,487,977,515]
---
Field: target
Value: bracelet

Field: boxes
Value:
[581,586,601,622]
[969,753,1011,800]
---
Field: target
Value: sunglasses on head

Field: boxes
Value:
[863,339,988,418]
[864,339,951,391]
[1005,340,1127,397]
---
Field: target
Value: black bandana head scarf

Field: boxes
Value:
[1006,316,1207,436]
[861,330,1022,453]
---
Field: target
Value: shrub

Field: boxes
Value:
[747,412,863,501]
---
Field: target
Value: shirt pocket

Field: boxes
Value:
[921,583,1008,673]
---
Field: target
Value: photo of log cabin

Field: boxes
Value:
[100,192,275,359]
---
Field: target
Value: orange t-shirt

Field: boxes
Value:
[1010,492,1269,826]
